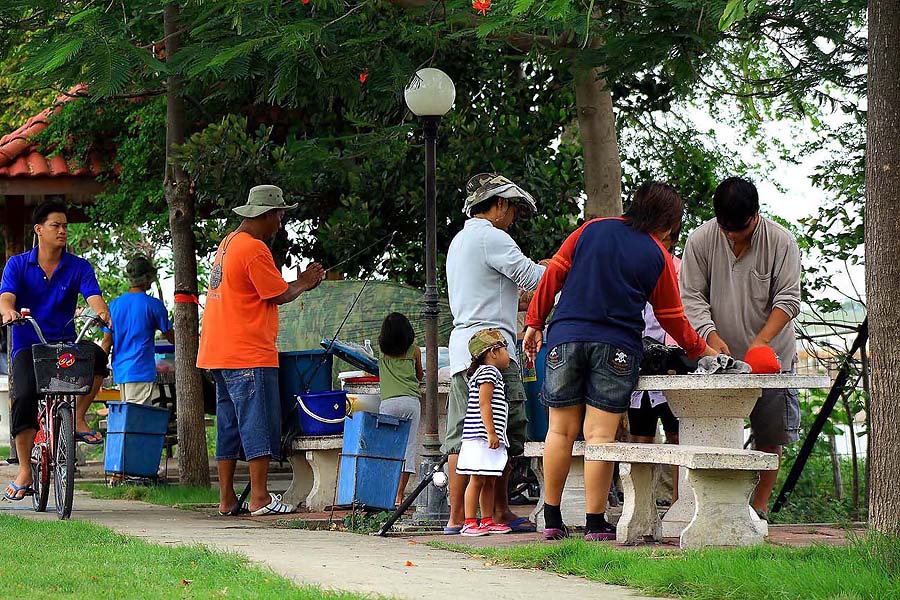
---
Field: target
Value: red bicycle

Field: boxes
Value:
[6,312,106,519]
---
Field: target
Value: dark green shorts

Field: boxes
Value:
[442,363,528,457]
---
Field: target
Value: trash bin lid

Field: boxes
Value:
[320,338,379,375]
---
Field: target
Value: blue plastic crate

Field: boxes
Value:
[341,411,410,460]
[106,402,170,434]
[104,432,166,477]
[336,411,411,510]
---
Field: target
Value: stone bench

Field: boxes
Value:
[585,442,778,549]
[282,435,343,511]
[524,441,586,531]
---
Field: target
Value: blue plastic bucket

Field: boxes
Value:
[279,350,334,397]
[295,390,348,436]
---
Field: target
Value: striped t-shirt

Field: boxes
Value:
[462,365,509,447]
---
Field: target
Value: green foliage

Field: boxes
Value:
[80,483,220,507]
[0,514,369,599]
[436,534,900,599]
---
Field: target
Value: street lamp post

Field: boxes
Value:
[404,68,455,522]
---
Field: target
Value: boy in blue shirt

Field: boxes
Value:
[101,256,174,404]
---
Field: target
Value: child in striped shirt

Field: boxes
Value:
[456,329,513,536]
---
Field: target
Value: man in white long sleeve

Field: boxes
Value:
[443,173,545,534]
[679,177,802,520]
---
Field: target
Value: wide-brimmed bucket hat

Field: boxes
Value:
[462,173,537,218]
[233,185,298,218]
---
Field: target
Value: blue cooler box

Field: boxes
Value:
[337,411,411,510]
[104,402,171,477]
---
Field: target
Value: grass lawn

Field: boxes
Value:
[80,483,221,507]
[435,534,900,600]
[0,514,372,599]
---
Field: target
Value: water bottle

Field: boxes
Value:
[364,339,374,358]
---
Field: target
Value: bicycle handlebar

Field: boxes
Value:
[2,313,110,345]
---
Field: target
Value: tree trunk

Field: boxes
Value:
[164,3,210,487]
[866,0,900,534]
[574,66,622,219]
[861,343,871,513]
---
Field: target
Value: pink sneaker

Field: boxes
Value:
[460,523,490,537]
[484,522,512,534]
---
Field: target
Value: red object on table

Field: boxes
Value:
[744,346,781,374]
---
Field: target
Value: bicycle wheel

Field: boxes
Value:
[53,403,76,520]
[30,439,50,513]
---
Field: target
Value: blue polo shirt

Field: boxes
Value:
[108,292,171,383]
[0,247,102,357]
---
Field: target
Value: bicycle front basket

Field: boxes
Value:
[32,342,96,395]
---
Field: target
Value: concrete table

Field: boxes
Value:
[635,374,831,538]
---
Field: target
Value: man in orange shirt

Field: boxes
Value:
[197,185,325,516]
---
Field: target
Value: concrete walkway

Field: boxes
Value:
[1,493,663,600]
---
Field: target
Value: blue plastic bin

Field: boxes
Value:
[106,401,171,434]
[337,411,411,510]
[104,402,170,477]
[293,390,348,436]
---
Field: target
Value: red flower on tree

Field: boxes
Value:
[473,0,490,15]
[301,0,310,4]
[359,69,369,84]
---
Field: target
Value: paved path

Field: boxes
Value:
[1,493,663,600]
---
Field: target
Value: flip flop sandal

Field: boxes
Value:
[76,430,103,445]
[3,481,35,501]
[217,502,250,516]
[443,525,463,535]
[250,493,296,516]
[505,516,537,533]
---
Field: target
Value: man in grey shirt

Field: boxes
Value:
[680,177,802,519]
[443,173,545,534]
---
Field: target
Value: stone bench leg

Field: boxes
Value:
[305,448,340,511]
[531,455,585,531]
[617,463,660,544]
[284,453,314,508]
[680,469,762,549]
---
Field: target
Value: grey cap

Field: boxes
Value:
[233,185,298,218]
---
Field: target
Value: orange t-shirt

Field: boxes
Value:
[196,232,289,369]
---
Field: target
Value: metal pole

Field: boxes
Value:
[415,115,449,521]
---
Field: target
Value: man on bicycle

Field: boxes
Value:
[0,201,111,501]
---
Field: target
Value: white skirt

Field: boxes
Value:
[456,439,508,476]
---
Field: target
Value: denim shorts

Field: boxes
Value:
[540,341,640,414]
[212,367,283,461]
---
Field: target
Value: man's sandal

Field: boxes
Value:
[3,481,35,501]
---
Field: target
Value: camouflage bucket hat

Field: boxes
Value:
[233,185,298,218]
[126,255,157,287]
[468,328,508,359]
[462,173,538,218]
